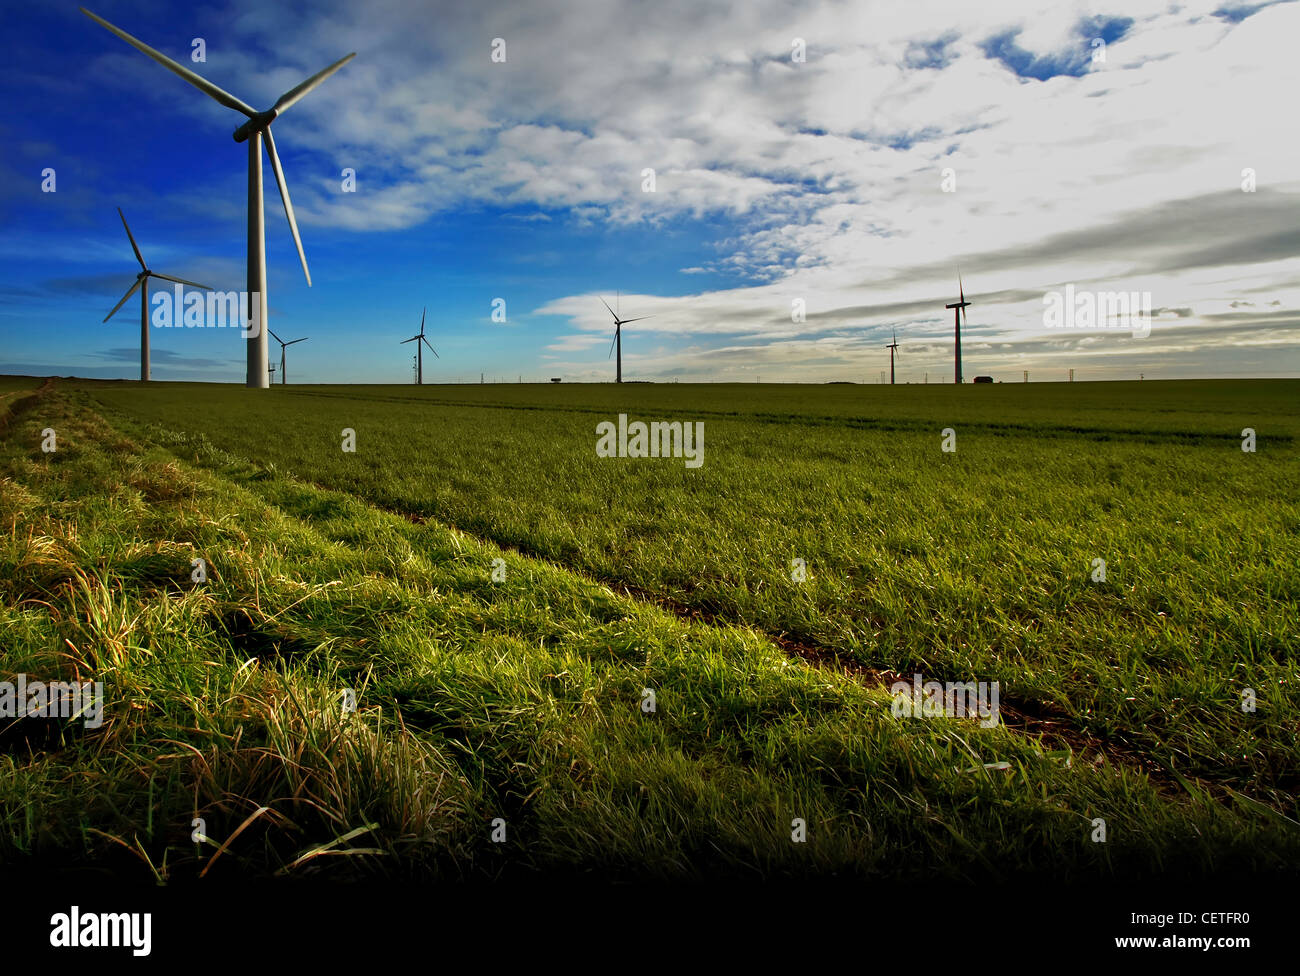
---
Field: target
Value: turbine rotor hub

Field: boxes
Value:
[232,110,279,143]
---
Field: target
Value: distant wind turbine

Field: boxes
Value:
[600,292,652,384]
[103,207,211,382]
[944,274,972,385]
[400,308,438,384]
[268,329,307,385]
[886,329,900,385]
[81,7,355,389]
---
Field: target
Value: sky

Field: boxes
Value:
[1,0,1297,384]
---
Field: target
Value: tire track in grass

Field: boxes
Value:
[0,377,57,437]
[368,499,1201,793]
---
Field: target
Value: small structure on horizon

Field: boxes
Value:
[550,377,562,383]
[973,375,993,384]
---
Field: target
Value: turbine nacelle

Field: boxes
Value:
[232,110,280,143]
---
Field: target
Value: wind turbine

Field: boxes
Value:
[81,7,355,390]
[400,307,438,384]
[600,292,652,383]
[886,329,900,385]
[268,329,307,385]
[944,274,972,385]
[103,207,211,382]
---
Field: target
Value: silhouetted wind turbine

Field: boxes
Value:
[944,274,971,384]
[600,292,652,383]
[103,207,211,382]
[268,329,307,385]
[400,308,438,384]
[886,329,900,385]
[81,7,354,389]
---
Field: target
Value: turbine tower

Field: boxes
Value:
[944,274,971,385]
[268,329,308,385]
[81,8,354,389]
[600,292,651,384]
[103,207,211,381]
[400,307,438,384]
[886,329,900,385]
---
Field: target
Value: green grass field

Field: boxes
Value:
[1,376,1296,882]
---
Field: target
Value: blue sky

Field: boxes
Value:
[1,0,1297,383]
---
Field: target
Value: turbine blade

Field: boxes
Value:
[80,8,257,117]
[117,208,146,270]
[150,271,212,291]
[263,128,311,286]
[420,307,426,335]
[286,337,308,346]
[599,296,616,318]
[400,336,418,343]
[268,328,284,345]
[618,315,653,324]
[271,53,356,115]
[103,279,141,322]
[958,272,965,305]
[422,336,438,358]
[608,331,618,359]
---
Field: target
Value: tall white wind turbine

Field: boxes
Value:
[81,7,354,388]
[103,207,211,381]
